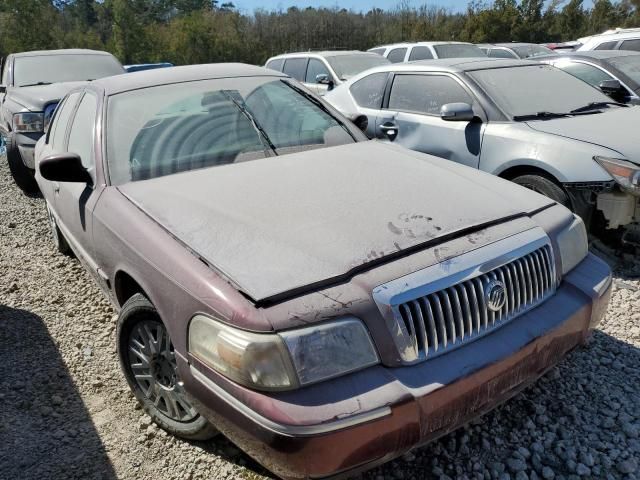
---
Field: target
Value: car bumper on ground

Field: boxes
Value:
[178,253,612,480]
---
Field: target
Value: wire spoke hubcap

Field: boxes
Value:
[128,319,197,422]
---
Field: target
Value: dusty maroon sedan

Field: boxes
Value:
[34,64,612,479]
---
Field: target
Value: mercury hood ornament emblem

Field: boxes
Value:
[485,279,506,312]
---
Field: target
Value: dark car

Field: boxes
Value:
[538,50,640,104]
[34,63,611,479]
[478,43,556,59]
[0,49,125,193]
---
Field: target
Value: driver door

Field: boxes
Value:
[376,73,485,170]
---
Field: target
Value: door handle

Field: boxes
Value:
[380,122,399,142]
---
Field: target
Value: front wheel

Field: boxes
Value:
[117,294,217,441]
[46,202,72,255]
[512,174,570,208]
[5,135,39,196]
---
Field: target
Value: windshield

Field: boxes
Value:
[326,54,390,80]
[607,55,640,87]
[14,54,124,87]
[107,77,357,185]
[468,64,613,118]
[433,44,486,58]
[511,44,555,59]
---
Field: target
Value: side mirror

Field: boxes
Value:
[316,74,334,90]
[352,114,368,133]
[440,102,475,122]
[599,79,622,94]
[0,85,6,94]
[39,153,92,184]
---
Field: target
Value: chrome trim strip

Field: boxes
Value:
[189,366,392,437]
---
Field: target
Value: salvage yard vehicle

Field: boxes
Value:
[368,41,486,62]
[264,50,389,95]
[477,42,556,59]
[35,63,612,480]
[0,49,125,194]
[537,51,640,104]
[325,58,640,245]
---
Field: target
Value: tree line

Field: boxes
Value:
[1,0,639,66]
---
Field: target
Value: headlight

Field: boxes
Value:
[594,156,640,195]
[13,112,44,133]
[189,315,379,390]
[556,214,588,275]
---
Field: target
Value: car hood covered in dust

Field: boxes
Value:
[525,106,640,164]
[118,141,553,302]
[9,81,88,111]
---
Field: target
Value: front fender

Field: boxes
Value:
[481,123,616,183]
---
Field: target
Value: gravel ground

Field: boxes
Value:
[0,156,639,480]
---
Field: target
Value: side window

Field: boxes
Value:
[489,49,518,59]
[349,72,388,109]
[51,92,81,151]
[408,46,434,61]
[369,48,386,56]
[389,75,472,115]
[265,59,284,72]
[555,62,614,88]
[387,48,408,63]
[67,93,98,169]
[595,41,618,51]
[620,39,640,52]
[305,59,331,83]
[282,58,308,81]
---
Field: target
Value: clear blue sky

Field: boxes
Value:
[232,0,473,14]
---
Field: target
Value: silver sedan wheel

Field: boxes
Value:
[127,320,198,422]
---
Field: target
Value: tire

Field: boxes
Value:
[512,174,570,208]
[117,293,217,441]
[46,202,72,255]
[5,135,39,196]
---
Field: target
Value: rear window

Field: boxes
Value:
[369,48,386,56]
[434,44,486,58]
[511,44,555,59]
[265,59,284,72]
[282,58,308,81]
[489,49,518,59]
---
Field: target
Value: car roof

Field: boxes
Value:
[12,49,114,58]
[549,50,640,60]
[92,63,287,95]
[370,41,474,49]
[269,50,373,59]
[492,43,544,48]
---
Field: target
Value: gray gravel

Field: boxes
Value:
[0,156,639,480]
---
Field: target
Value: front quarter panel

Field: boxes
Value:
[91,188,273,355]
[480,122,616,182]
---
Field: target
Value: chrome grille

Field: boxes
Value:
[396,244,556,360]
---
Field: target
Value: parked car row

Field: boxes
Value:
[0,43,624,480]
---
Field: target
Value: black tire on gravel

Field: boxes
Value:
[512,174,570,208]
[5,135,39,196]
[46,202,72,256]
[117,293,217,441]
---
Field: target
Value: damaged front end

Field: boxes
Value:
[565,157,640,247]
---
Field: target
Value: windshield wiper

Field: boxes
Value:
[220,90,278,155]
[570,101,627,114]
[18,82,53,87]
[282,80,357,140]
[513,111,570,121]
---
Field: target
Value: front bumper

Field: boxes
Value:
[11,132,39,169]
[179,253,612,480]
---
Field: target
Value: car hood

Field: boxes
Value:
[525,107,640,164]
[118,142,553,303]
[9,81,87,111]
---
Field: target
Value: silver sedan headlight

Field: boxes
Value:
[556,214,588,276]
[595,156,640,195]
[13,112,44,133]
[189,315,379,390]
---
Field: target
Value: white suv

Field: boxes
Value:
[578,29,640,52]
[264,51,389,96]
[368,42,486,63]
